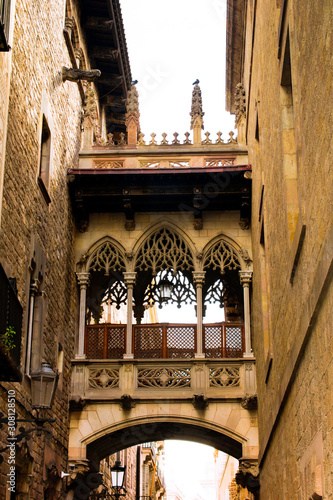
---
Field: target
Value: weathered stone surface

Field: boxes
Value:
[227,0,333,497]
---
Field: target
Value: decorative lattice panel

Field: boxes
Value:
[134,326,163,358]
[137,367,191,388]
[88,368,120,388]
[209,366,240,387]
[167,326,195,358]
[106,326,126,359]
[204,325,222,358]
[225,325,244,358]
[85,326,104,358]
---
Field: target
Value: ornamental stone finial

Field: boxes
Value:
[234,83,246,124]
[190,83,204,130]
[125,85,140,127]
[125,85,140,145]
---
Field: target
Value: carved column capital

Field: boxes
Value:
[123,271,136,287]
[76,272,90,288]
[192,271,206,285]
[239,270,253,286]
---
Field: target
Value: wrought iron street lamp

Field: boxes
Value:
[0,362,57,463]
[31,362,58,408]
[110,460,126,500]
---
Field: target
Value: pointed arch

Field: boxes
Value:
[134,222,196,274]
[81,236,128,275]
[202,235,244,274]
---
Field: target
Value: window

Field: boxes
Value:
[38,116,51,204]
[25,240,46,375]
[0,0,11,51]
[280,29,299,244]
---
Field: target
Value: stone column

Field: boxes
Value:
[123,272,136,359]
[239,270,254,358]
[193,271,206,359]
[76,272,90,360]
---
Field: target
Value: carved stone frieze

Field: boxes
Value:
[94,160,123,169]
[205,158,235,167]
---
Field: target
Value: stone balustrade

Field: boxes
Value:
[71,358,256,404]
[92,131,238,149]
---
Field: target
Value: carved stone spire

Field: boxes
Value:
[234,83,246,146]
[190,83,204,129]
[234,83,246,124]
[190,83,204,145]
[125,84,140,145]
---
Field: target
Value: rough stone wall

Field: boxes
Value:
[0,0,83,497]
[244,0,332,497]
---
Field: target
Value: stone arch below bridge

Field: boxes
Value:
[68,402,258,465]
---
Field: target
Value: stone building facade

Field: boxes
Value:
[0,0,130,498]
[226,0,332,498]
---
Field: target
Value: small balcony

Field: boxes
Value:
[0,264,23,381]
[84,322,245,360]
[71,322,255,404]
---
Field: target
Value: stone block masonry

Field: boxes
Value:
[0,0,84,497]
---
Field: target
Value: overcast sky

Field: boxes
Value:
[119,4,232,495]
[120,0,235,141]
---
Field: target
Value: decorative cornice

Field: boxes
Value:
[226,0,247,113]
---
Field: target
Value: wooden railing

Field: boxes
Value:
[85,322,244,360]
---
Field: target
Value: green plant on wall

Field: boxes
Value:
[0,326,16,355]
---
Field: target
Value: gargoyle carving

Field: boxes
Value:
[62,67,101,83]
[192,393,208,410]
[120,394,136,411]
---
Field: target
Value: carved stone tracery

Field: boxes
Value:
[137,367,191,388]
[88,368,120,389]
[209,366,240,387]
[135,227,194,275]
[88,241,126,275]
[144,269,196,309]
[203,240,242,274]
